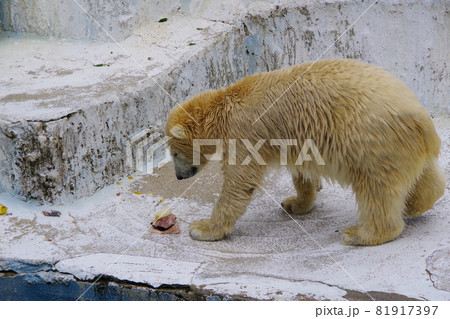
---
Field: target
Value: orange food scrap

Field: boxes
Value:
[150,207,180,234]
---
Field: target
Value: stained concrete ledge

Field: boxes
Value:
[1,0,449,203]
[0,258,421,301]
[0,259,241,301]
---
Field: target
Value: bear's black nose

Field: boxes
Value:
[176,174,184,180]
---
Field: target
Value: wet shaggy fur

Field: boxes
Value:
[165,59,445,246]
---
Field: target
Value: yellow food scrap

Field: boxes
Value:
[128,176,134,180]
[132,191,143,195]
[159,197,164,202]
[0,204,7,215]
[116,182,121,185]
[155,206,172,219]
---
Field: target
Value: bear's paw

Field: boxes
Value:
[281,196,315,215]
[189,219,226,241]
[342,224,404,246]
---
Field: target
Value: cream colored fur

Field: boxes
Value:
[165,59,445,245]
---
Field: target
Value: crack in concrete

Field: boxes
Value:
[9,109,85,126]
[425,248,450,293]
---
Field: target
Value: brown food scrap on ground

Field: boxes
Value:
[150,208,180,234]
[42,210,61,217]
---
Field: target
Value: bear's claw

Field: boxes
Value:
[189,219,225,241]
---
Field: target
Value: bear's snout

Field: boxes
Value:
[175,166,198,180]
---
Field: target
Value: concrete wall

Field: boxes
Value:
[0,0,272,41]
[0,0,182,40]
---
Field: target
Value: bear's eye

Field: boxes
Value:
[173,152,178,157]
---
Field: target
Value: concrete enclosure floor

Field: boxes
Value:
[1,118,449,300]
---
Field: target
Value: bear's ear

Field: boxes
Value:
[169,124,188,139]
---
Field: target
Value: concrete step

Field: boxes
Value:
[0,0,265,41]
[0,0,449,203]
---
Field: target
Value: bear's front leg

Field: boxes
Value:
[189,166,263,241]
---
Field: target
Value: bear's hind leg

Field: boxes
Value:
[343,181,406,246]
[281,173,320,215]
[404,160,445,217]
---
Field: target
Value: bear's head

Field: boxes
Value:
[165,122,203,180]
[165,95,218,180]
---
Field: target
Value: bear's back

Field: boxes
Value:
[228,59,440,161]
[237,59,423,115]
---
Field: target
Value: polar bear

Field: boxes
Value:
[165,59,445,245]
